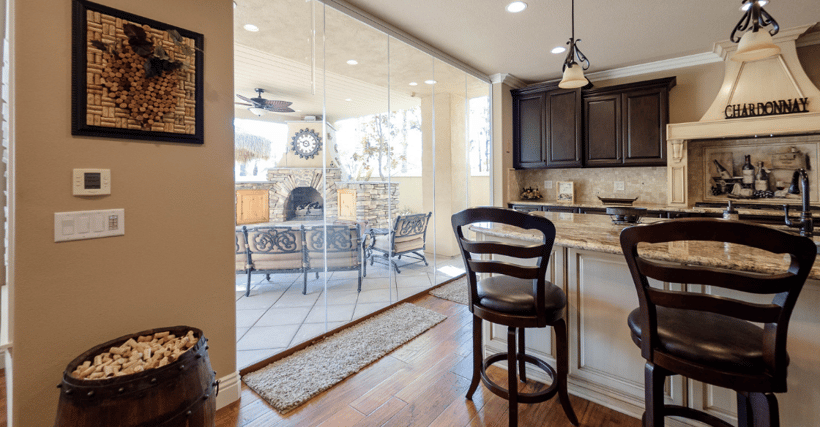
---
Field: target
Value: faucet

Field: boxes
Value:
[784,168,813,237]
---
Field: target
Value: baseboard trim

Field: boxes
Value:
[216,370,241,410]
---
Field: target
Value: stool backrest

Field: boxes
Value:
[620,218,816,378]
[451,207,556,324]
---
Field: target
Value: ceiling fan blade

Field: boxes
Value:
[236,94,255,104]
[235,102,253,107]
[271,107,296,113]
[264,99,292,108]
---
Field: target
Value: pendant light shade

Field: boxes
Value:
[732,28,780,62]
[559,64,588,89]
[730,0,780,62]
[558,0,590,89]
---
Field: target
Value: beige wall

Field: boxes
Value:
[10,0,235,425]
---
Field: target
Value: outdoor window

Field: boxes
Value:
[335,107,422,179]
[234,118,288,181]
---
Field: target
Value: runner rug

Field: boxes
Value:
[242,302,446,414]
[429,275,468,305]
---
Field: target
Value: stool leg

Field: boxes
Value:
[518,327,527,383]
[750,392,779,427]
[466,315,482,400]
[737,392,752,427]
[507,326,518,427]
[644,362,666,427]
[554,318,579,426]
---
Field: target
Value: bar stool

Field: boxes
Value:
[620,218,816,427]
[452,207,578,427]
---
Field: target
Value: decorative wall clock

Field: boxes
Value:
[291,128,322,159]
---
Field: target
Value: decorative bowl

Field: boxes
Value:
[606,207,646,224]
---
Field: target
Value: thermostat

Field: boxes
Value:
[73,169,111,196]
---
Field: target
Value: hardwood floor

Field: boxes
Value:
[216,293,642,427]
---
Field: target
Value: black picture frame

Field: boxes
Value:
[72,0,204,144]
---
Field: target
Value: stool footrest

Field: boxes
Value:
[660,405,734,427]
[480,352,559,404]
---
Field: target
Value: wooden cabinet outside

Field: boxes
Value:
[236,189,269,225]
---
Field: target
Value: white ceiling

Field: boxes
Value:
[233,0,820,122]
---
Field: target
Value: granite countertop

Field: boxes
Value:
[509,199,815,218]
[470,211,820,280]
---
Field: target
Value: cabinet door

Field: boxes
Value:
[584,93,622,167]
[622,87,667,166]
[545,89,582,168]
[513,92,547,169]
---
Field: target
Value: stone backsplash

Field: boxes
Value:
[514,167,668,205]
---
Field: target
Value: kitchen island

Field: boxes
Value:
[471,212,820,426]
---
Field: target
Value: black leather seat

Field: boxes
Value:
[628,307,767,375]
[452,207,578,427]
[477,275,567,321]
[620,218,816,427]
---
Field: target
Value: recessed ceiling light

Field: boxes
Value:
[551,46,567,54]
[243,24,259,32]
[233,1,237,8]
[506,1,527,13]
[741,0,768,11]
[345,98,352,102]
[346,59,358,65]
[409,82,418,86]
[424,80,437,85]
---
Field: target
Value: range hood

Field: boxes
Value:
[667,23,820,206]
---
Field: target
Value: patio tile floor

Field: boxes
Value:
[234,254,465,370]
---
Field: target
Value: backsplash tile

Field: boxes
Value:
[516,167,667,205]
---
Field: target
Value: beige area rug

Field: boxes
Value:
[242,303,446,414]
[429,275,469,305]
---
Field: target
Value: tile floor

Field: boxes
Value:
[235,253,465,370]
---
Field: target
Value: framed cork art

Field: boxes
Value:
[72,0,204,144]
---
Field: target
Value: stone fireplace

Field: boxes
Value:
[236,167,400,229]
[267,168,341,223]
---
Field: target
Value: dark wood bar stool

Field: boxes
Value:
[620,218,817,427]
[452,207,578,427]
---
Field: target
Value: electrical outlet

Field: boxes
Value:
[544,181,553,189]
[614,181,625,191]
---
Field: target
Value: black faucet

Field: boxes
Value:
[784,168,813,237]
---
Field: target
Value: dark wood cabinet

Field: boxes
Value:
[512,91,547,169]
[512,84,582,169]
[582,77,675,167]
[584,93,622,166]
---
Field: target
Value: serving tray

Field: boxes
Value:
[598,196,638,205]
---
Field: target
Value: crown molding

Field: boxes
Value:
[521,23,820,86]
[796,28,820,48]
[490,73,527,89]
[583,52,723,82]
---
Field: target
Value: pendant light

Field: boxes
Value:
[731,0,780,62]
[558,0,590,89]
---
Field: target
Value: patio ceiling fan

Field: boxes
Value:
[235,88,295,116]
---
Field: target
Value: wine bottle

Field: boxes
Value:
[742,155,754,188]
[713,159,732,180]
[754,161,768,191]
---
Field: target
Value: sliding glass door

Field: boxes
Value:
[234,0,491,370]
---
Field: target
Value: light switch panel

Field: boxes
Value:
[55,209,124,242]
[73,169,111,196]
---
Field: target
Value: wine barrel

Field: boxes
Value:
[54,326,217,427]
